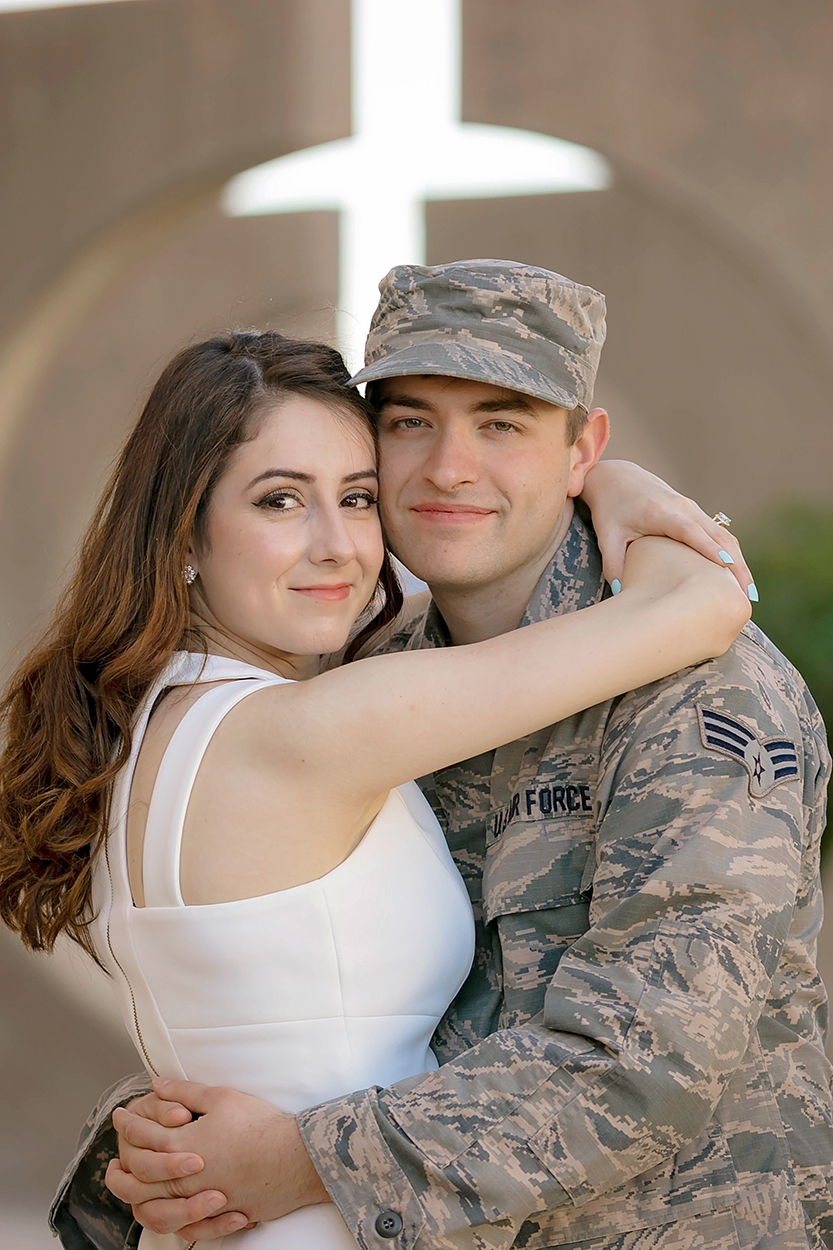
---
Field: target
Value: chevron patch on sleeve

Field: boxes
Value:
[697,705,800,798]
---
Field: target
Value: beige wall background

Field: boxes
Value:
[0,2,831,1245]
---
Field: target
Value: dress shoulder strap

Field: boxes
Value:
[141,676,287,908]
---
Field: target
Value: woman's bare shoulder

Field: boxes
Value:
[179,679,382,904]
[126,680,233,906]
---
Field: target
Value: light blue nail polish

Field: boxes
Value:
[747,583,759,603]
[718,550,734,565]
[611,579,622,595]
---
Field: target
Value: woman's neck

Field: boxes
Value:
[188,616,321,681]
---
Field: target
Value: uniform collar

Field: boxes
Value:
[412,597,453,649]
[520,504,606,626]
[410,506,605,648]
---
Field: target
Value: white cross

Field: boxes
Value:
[223,0,611,371]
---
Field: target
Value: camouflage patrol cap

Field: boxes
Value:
[351,259,607,412]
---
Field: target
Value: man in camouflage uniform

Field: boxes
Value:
[52,261,832,1249]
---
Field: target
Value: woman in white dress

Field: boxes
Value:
[0,333,749,1249]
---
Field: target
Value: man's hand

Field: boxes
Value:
[105,1078,330,1241]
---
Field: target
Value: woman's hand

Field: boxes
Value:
[581,460,757,601]
[620,534,752,662]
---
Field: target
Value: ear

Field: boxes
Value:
[566,408,610,498]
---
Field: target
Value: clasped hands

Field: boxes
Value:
[105,1078,330,1240]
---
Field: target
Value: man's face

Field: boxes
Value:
[375,375,607,592]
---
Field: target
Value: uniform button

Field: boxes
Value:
[374,1208,403,1238]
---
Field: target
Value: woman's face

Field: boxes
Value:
[190,396,384,666]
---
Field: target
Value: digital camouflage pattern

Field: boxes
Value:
[51,513,833,1250]
[296,513,833,1249]
[50,1073,148,1249]
[350,260,607,414]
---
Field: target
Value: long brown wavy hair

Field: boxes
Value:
[0,331,402,964]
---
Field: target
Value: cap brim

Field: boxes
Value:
[350,339,581,411]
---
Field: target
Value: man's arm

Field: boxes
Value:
[50,1073,151,1250]
[293,635,824,1248]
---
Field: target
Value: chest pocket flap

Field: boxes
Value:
[483,808,596,925]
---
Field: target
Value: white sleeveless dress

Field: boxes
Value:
[92,653,476,1249]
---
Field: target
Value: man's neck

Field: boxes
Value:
[429,501,575,645]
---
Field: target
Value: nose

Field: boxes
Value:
[421,424,479,493]
[308,502,358,567]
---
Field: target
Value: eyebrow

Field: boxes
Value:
[473,397,538,416]
[375,392,539,416]
[374,393,434,412]
[246,468,378,490]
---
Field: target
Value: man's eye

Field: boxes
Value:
[390,416,427,430]
[342,491,378,510]
[487,420,518,433]
[257,491,302,511]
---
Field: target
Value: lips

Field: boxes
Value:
[290,584,352,601]
[410,503,495,524]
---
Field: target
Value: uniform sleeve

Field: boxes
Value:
[49,1073,151,1250]
[298,638,818,1249]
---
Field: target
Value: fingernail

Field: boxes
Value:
[718,550,734,565]
[747,583,759,603]
[226,1215,248,1232]
[182,1157,203,1175]
[206,1195,226,1215]
[611,579,621,595]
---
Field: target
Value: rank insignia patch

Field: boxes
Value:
[697,705,800,798]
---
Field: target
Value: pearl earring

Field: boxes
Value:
[183,565,197,585]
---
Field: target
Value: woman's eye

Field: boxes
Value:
[341,491,378,510]
[257,490,302,511]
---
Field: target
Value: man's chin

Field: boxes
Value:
[396,557,494,592]
[387,535,502,592]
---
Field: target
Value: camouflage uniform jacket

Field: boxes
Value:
[51,514,832,1250]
